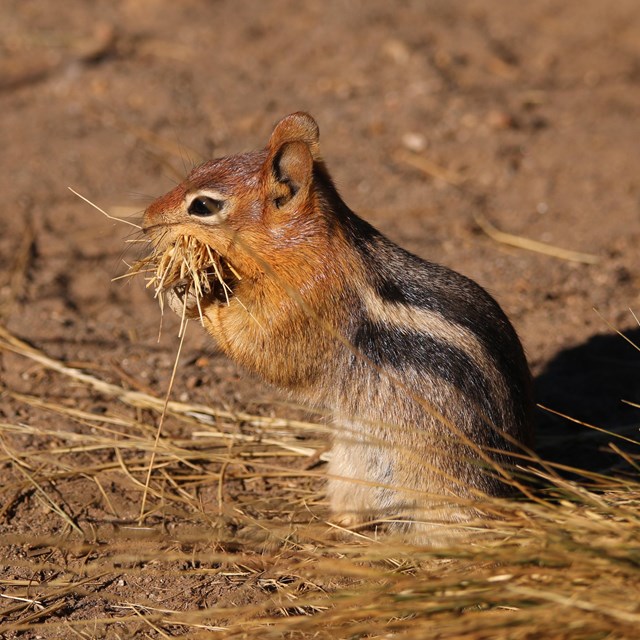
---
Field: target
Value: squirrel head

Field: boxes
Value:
[141,112,353,376]
[142,112,328,266]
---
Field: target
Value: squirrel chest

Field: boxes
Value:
[142,112,534,540]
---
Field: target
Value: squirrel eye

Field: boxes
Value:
[188,196,224,217]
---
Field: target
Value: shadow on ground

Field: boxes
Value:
[534,328,640,474]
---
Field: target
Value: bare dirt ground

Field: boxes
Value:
[1,1,639,638]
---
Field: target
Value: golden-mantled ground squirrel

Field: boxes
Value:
[142,113,534,541]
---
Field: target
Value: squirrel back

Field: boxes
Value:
[142,113,534,540]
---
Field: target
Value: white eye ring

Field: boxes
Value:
[186,191,228,222]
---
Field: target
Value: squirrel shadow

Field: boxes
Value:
[534,328,640,474]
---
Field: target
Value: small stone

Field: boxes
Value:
[401,132,427,153]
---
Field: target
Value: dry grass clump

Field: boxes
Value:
[127,234,239,328]
[1,326,639,638]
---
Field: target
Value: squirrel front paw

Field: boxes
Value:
[165,286,202,319]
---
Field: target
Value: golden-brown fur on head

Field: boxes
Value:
[142,113,362,393]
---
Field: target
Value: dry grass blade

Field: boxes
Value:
[538,403,640,446]
[594,306,640,354]
[139,320,188,523]
[475,212,600,264]
[0,324,326,458]
[68,187,142,230]
[394,149,465,186]
[1,440,83,535]
[394,150,600,265]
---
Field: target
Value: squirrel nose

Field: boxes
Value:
[143,187,185,230]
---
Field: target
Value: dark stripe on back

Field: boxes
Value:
[340,214,531,435]
[352,319,505,438]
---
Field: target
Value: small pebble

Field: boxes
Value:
[401,132,427,152]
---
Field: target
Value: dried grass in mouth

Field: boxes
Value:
[129,234,240,322]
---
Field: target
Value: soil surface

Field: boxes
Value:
[1,1,639,637]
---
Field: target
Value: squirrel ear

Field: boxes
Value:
[268,112,320,161]
[269,140,313,207]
